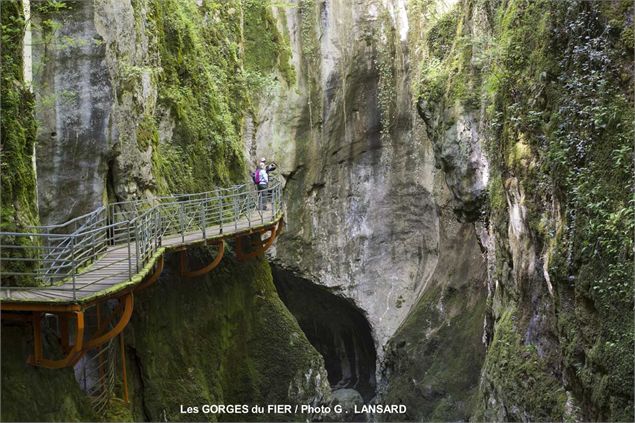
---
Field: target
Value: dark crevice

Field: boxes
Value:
[271,264,377,402]
[128,346,151,422]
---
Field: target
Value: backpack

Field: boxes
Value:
[251,169,260,184]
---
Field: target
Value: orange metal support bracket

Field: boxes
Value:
[235,224,278,261]
[0,302,82,313]
[135,255,164,292]
[83,293,134,351]
[179,240,225,278]
[28,310,85,369]
[89,302,123,341]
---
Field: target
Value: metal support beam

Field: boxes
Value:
[235,223,278,261]
[178,240,225,278]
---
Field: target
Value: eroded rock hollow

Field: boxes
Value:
[273,266,377,402]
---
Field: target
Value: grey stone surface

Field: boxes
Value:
[32,0,159,226]
[33,0,113,225]
[256,0,487,363]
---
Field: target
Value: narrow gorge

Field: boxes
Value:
[1,0,633,422]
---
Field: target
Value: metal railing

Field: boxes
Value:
[0,179,283,300]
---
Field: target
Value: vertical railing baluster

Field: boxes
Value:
[71,235,77,300]
[201,200,206,240]
[127,221,132,280]
[233,195,238,230]
[135,223,140,272]
[179,203,185,243]
[271,186,275,220]
[219,195,223,234]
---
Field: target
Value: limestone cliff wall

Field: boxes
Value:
[31,0,252,225]
[399,0,634,421]
[253,0,633,420]
[1,0,632,421]
[253,0,488,358]
[125,255,330,422]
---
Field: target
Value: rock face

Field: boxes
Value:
[1,324,96,422]
[33,0,113,225]
[254,0,633,421]
[256,0,488,359]
[252,1,489,413]
[400,0,634,421]
[2,0,631,421]
[30,0,252,225]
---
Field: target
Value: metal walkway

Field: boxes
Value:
[0,180,283,304]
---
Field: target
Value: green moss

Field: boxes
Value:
[382,283,487,421]
[243,0,295,87]
[488,171,506,212]
[417,1,480,112]
[126,253,327,422]
[420,0,633,419]
[473,308,567,421]
[506,136,532,169]
[0,0,41,287]
[0,325,97,421]
[136,113,159,150]
[101,399,134,422]
[427,8,460,60]
[146,0,248,194]
[483,0,634,419]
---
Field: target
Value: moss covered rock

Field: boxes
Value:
[415,0,634,420]
[0,0,41,287]
[0,0,38,232]
[125,251,330,421]
[0,324,96,421]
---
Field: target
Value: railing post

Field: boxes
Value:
[157,210,162,247]
[233,195,238,230]
[219,196,223,234]
[70,235,77,300]
[272,186,276,220]
[201,200,206,240]
[127,221,132,279]
[91,225,96,263]
[135,221,140,272]
[179,203,185,243]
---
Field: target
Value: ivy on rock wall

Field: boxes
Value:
[481,1,633,420]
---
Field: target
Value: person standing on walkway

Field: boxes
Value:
[256,161,269,210]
